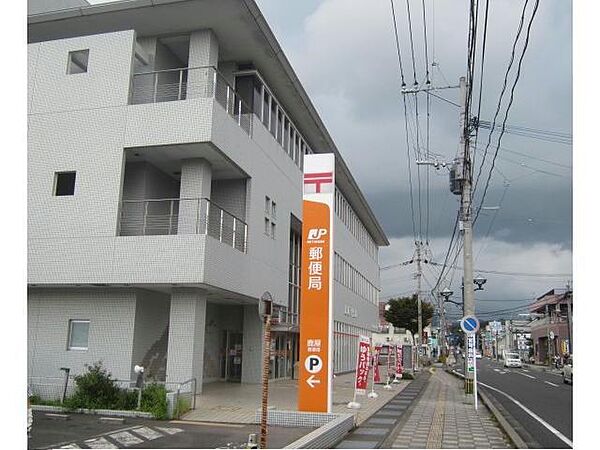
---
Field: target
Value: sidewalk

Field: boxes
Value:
[182,371,410,425]
[389,368,512,449]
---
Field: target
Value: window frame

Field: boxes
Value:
[67,319,90,351]
[67,49,90,75]
[54,171,77,196]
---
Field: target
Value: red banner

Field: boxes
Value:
[354,336,371,395]
[374,345,382,383]
[395,345,404,375]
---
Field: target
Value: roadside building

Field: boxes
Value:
[529,289,573,364]
[27,0,388,399]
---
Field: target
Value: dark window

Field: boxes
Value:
[67,49,89,74]
[55,172,76,196]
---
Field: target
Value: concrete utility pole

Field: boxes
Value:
[416,242,423,369]
[457,76,476,394]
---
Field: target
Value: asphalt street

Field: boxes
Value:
[456,356,572,449]
[29,412,314,449]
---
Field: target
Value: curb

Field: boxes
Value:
[448,370,527,449]
[31,404,153,419]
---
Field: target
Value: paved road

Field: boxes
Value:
[456,356,572,448]
[29,412,314,449]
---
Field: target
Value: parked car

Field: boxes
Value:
[503,352,523,368]
[563,357,573,384]
[475,350,482,359]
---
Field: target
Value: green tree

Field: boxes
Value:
[383,295,434,336]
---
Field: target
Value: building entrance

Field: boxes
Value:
[221,331,243,382]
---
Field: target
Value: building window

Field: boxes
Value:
[264,217,270,236]
[271,222,276,239]
[271,201,277,219]
[67,49,89,74]
[54,171,76,196]
[67,320,90,350]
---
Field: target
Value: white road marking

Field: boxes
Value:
[156,426,184,435]
[84,437,118,449]
[494,368,501,372]
[499,371,507,374]
[478,381,573,448]
[516,371,536,379]
[545,381,560,387]
[109,431,144,446]
[57,445,81,449]
[132,426,164,440]
[522,369,530,372]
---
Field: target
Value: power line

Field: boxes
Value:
[472,0,532,197]
[403,96,418,242]
[429,92,461,107]
[405,0,419,85]
[390,0,407,87]
[474,0,542,225]
[428,261,570,278]
[420,0,431,84]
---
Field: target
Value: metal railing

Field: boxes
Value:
[131,65,253,135]
[119,197,248,253]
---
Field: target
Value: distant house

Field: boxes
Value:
[529,289,572,364]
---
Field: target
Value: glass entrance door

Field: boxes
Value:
[221,331,243,382]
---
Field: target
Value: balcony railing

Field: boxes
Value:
[119,197,247,253]
[130,66,253,135]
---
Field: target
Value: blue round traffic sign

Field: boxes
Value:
[460,315,480,334]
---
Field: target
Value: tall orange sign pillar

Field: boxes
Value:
[298,153,335,413]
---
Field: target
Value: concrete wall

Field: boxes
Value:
[28,30,135,241]
[122,161,180,200]
[211,179,247,220]
[28,288,137,380]
[131,289,170,379]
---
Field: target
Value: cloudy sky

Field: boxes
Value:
[254,0,572,320]
[86,0,572,320]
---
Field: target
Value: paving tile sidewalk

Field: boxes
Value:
[183,371,410,425]
[390,368,513,449]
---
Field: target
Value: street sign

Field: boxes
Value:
[460,315,480,334]
[298,154,335,413]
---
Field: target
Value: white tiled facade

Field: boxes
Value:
[27,0,388,399]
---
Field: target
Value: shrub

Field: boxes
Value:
[402,372,415,380]
[66,362,122,410]
[140,383,168,420]
[438,355,447,364]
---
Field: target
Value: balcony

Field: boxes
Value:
[119,197,247,253]
[130,66,253,136]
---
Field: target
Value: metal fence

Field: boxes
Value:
[119,197,248,252]
[131,65,253,135]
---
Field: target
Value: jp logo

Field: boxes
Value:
[307,228,328,240]
[305,355,323,374]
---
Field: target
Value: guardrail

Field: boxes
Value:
[119,197,248,253]
[131,65,253,135]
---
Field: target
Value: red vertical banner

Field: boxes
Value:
[374,345,382,383]
[354,336,371,395]
[395,345,404,376]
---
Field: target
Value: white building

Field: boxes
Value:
[27,0,389,396]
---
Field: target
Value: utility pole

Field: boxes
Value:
[416,242,423,369]
[457,76,476,394]
[566,283,573,354]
